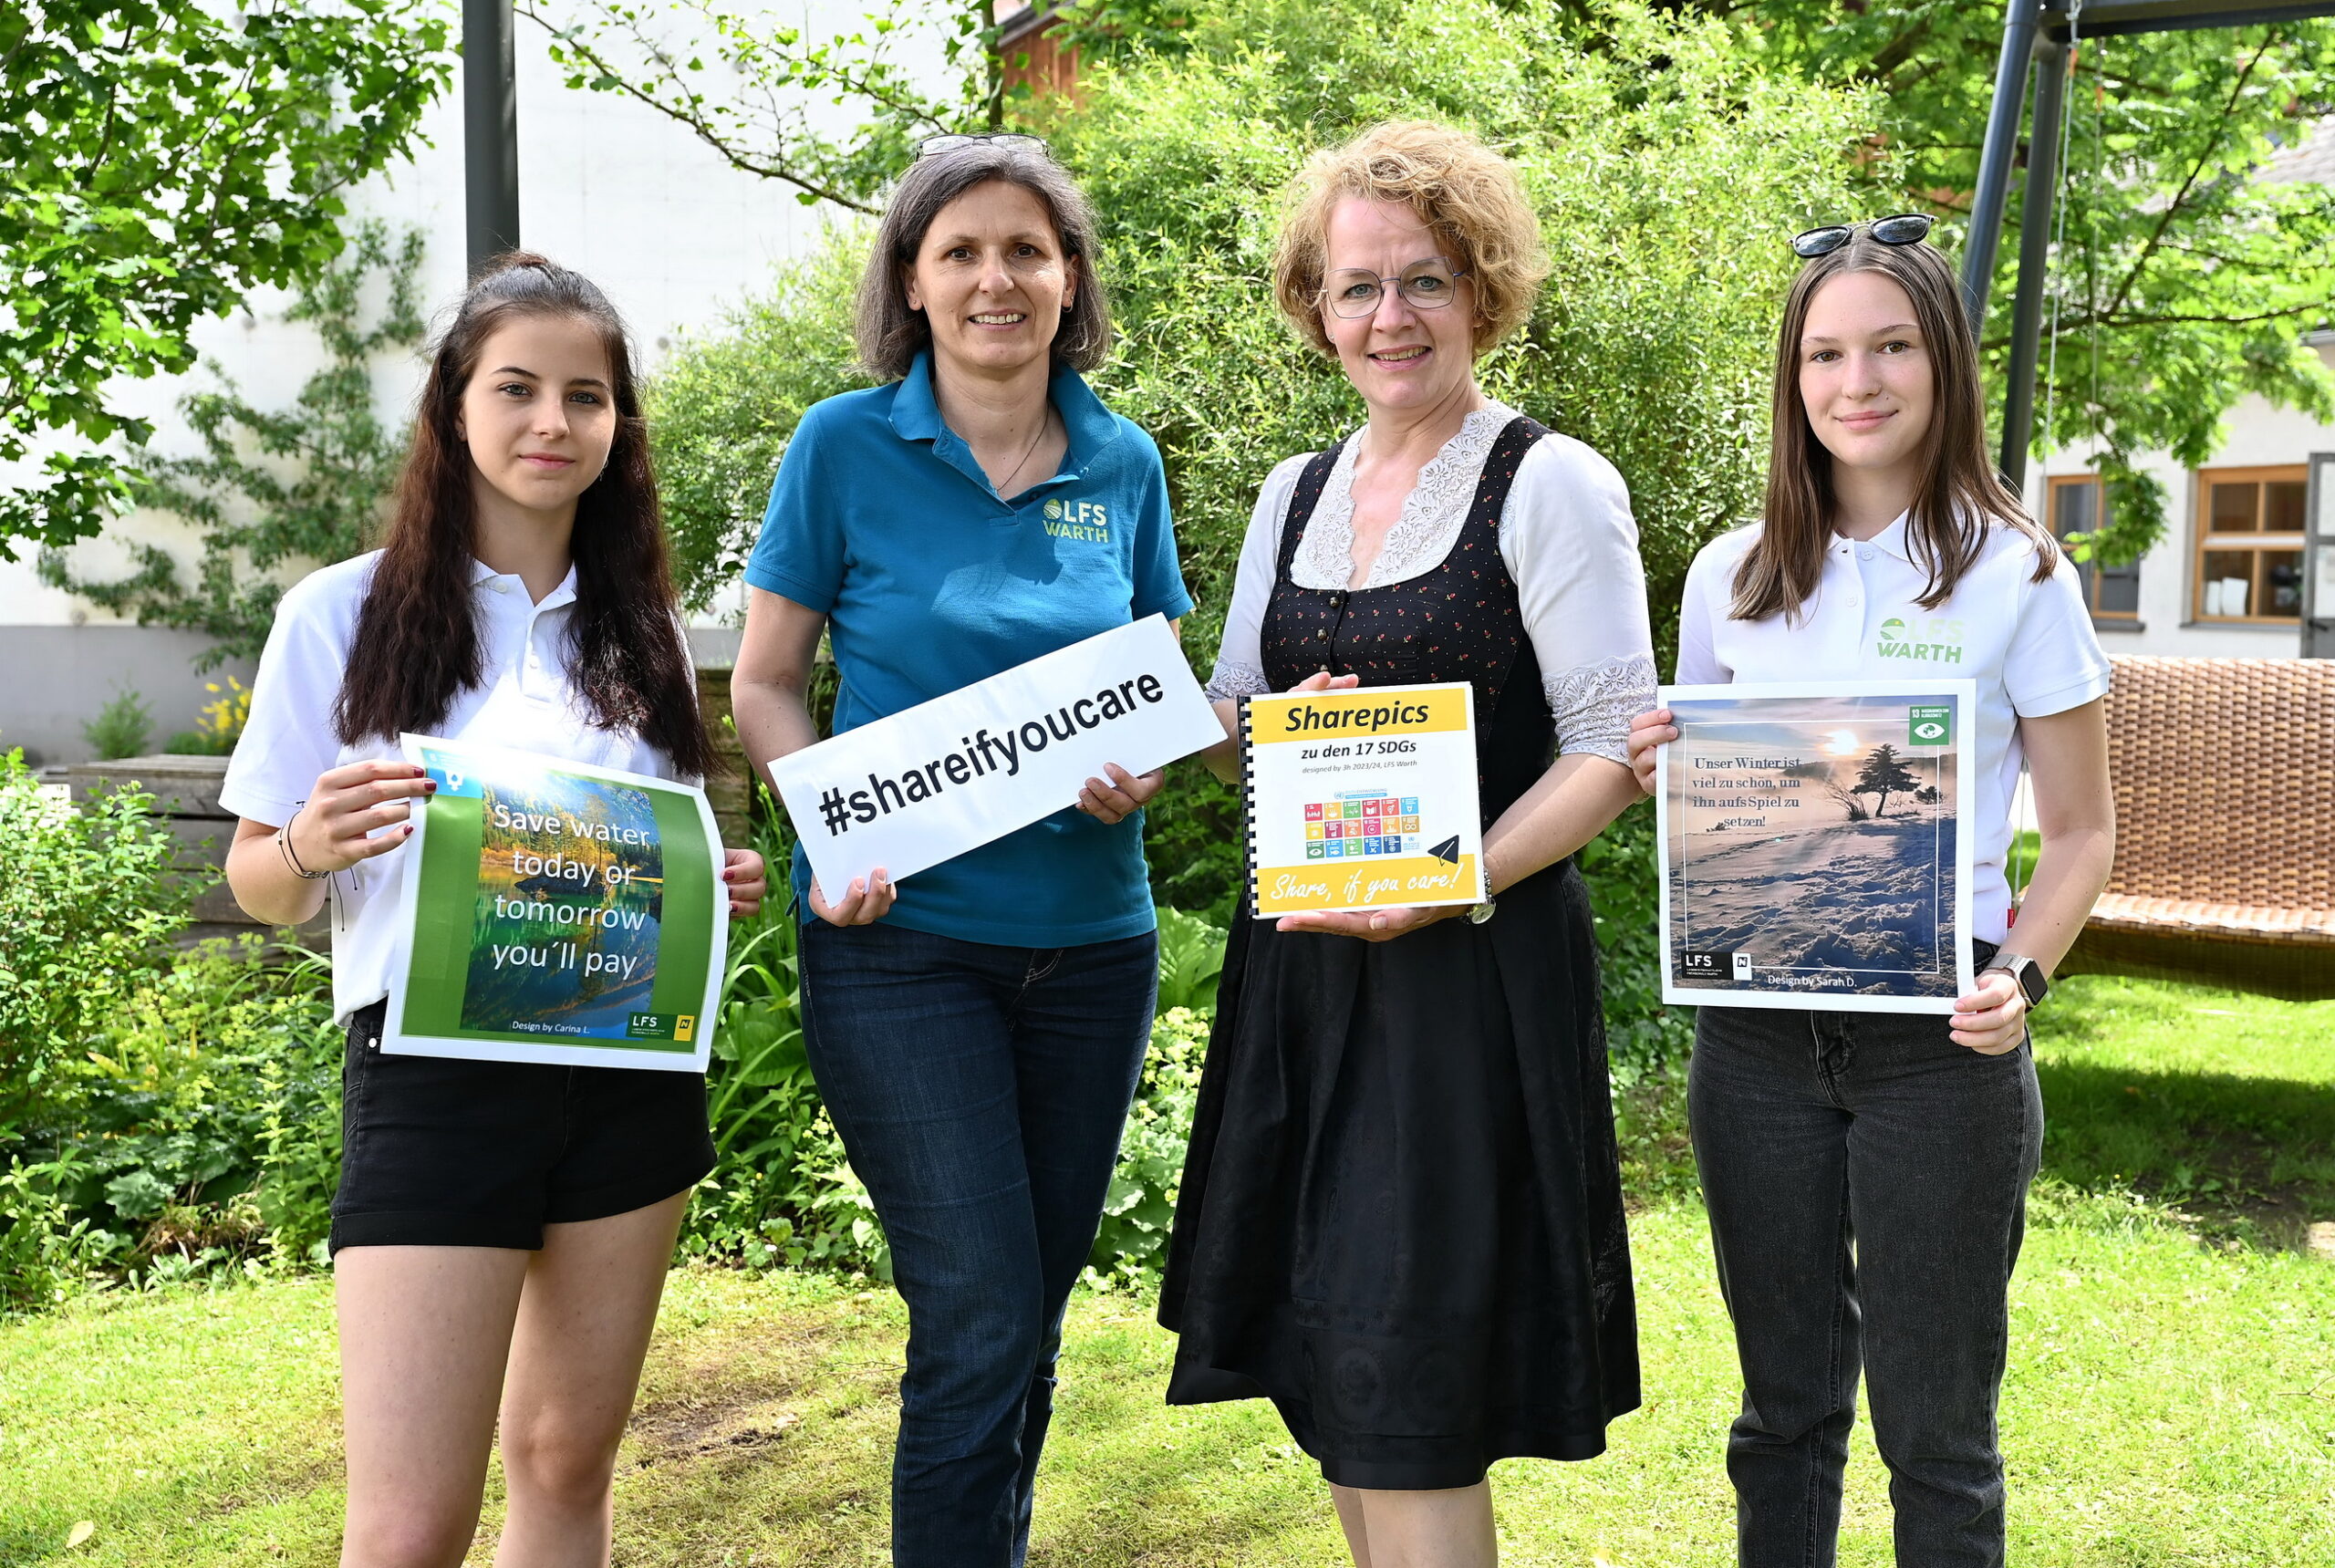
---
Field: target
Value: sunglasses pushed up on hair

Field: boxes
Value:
[1790,213,1936,260]
[915,132,1051,161]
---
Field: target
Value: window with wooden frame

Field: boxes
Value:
[2046,474,2140,623]
[2192,465,2308,624]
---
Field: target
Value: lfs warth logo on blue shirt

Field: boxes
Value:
[1043,496,1111,543]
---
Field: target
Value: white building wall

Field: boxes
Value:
[2026,343,2335,661]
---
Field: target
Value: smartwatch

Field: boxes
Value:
[1983,952,2049,1009]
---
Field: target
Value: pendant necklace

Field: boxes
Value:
[993,410,1052,499]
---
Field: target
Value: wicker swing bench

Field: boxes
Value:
[2059,656,2335,1001]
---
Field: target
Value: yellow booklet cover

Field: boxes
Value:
[1241,682,1486,918]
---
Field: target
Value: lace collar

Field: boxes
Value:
[1291,400,1521,591]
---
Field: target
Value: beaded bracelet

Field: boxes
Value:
[276,804,328,881]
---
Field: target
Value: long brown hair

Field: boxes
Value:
[1732,232,2056,622]
[335,254,716,779]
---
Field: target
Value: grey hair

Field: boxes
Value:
[854,142,1113,379]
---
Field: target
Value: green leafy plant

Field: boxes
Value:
[0,938,344,1305]
[1154,904,1227,1015]
[1657,2,2335,564]
[0,1149,126,1313]
[521,0,999,216]
[680,811,897,1280]
[1577,801,1693,1085]
[80,688,153,762]
[0,750,193,1137]
[41,224,426,667]
[1086,1005,1210,1287]
[0,3,450,555]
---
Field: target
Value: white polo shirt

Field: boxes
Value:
[1676,514,2110,944]
[221,551,685,1022]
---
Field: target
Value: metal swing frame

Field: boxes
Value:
[1961,0,2335,659]
[1962,1,2335,487]
[1964,3,2335,995]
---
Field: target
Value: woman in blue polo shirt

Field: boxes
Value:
[730,136,1190,1566]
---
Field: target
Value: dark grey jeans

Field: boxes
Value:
[1687,975,2043,1568]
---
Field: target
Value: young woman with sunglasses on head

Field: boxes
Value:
[1627,216,2115,1567]
[222,255,766,1568]
[730,135,1191,1567]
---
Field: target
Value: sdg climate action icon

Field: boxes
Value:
[381,734,729,1071]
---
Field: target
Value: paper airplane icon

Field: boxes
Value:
[1427,836,1461,865]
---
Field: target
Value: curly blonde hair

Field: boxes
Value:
[1273,120,1549,358]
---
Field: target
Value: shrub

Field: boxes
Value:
[646,0,1879,1070]
[81,688,153,761]
[0,939,344,1307]
[1087,1005,1211,1288]
[680,815,898,1281]
[1578,800,1693,1083]
[0,751,193,1137]
[684,890,1233,1290]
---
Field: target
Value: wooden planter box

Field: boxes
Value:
[62,753,327,947]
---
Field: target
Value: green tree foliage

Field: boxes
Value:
[1663,1,2335,562]
[1853,742,1921,816]
[649,240,868,609]
[37,224,426,669]
[647,0,1876,934]
[0,1,450,557]
[518,0,1001,213]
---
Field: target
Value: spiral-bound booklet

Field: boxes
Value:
[1241,682,1484,918]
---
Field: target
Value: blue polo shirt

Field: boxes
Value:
[746,350,1194,947]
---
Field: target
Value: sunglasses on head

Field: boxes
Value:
[915,132,1050,161]
[1790,213,1936,259]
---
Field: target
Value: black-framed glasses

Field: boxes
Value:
[1790,213,1936,259]
[1323,257,1470,318]
[916,132,1051,161]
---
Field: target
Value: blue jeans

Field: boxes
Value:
[796,919,1157,1568]
[1687,959,2044,1568]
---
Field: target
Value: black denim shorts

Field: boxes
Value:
[329,1001,716,1254]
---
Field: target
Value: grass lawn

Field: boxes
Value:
[5,975,2331,1567]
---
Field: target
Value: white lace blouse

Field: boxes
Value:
[1205,402,1657,764]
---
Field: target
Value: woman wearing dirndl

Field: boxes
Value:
[1159,119,1655,1566]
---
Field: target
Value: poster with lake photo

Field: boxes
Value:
[1655,680,1975,1013]
[381,734,726,1071]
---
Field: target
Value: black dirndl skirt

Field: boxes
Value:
[1157,857,1640,1490]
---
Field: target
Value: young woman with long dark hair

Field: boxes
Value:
[223,254,766,1568]
[1628,220,2116,1566]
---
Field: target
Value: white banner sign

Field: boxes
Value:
[770,615,1224,897]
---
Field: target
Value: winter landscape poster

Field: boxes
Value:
[1656,680,1975,1013]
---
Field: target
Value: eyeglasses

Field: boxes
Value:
[1790,213,1936,259]
[1322,257,1470,318]
[916,132,1051,161]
